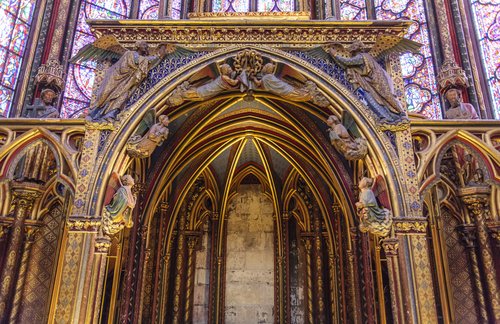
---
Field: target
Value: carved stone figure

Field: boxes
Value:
[167,64,240,106]
[444,88,479,119]
[102,174,136,235]
[23,89,59,118]
[328,42,406,124]
[87,41,163,121]
[326,115,367,160]
[127,115,170,158]
[13,141,57,183]
[356,177,392,237]
[252,63,316,103]
[71,35,194,121]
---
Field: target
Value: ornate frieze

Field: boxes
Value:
[89,20,411,48]
[66,217,101,232]
[392,217,428,234]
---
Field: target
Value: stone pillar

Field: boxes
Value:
[381,238,404,324]
[301,234,314,324]
[458,224,489,322]
[8,226,40,322]
[459,187,500,321]
[0,186,41,322]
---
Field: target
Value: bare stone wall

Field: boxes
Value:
[224,184,275,324]
[193,222,210,323]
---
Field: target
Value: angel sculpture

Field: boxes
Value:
[71,35,194,122]
[252,63,316,103]
[326,114,367,160]
[127,112,170,158]
[308,38,420,125]
[102,173,137,235]
[167,63,240,106]
[356,176,393,237]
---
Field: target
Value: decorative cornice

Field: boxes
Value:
[393,217,428,234]
[88,20,412,48]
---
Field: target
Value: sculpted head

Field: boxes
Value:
[121,175,135,187]
[326,115,340,126]
[135,41,149,56]
[347,41,367,55]
[445,88,462,108]
[220,64,233,76]
[159,114,170,126]
[358,177,373,190]
[41,89,57,105]
[262,63,275,74]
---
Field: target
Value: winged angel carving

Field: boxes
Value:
[102,173,137,235]
[326,112,367,160]
[71,35,195,122]
[126,111,170,158]
[356,176,392,237]
[308,36,421,126]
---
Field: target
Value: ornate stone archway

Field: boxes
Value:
[52,19,438,323]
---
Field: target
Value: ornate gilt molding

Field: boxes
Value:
[66,217,101,232]
[89,20,412,48]
[187,11,311,20]
[393,217,428,234]
[382,238,399,256]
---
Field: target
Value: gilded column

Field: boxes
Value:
[459,224,489,322]
[8,226,39,323]
[382,238,404,324]
[347,227,362,324]
[184,234,200,323]
[208,212,220,324]
[0,186,41,323]
[459,187,500,321]
[282,211,290,323]
[87,236,112,324]
[172,207,188,324]
[312,206,326,323]
[301,234,314,324]
[152,202,168,322]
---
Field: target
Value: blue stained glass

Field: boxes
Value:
[375,0,441,118]
[0,0,35,116]
[340,0,367,20]
[62,0,131,118]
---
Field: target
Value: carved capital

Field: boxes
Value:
[95,236,112,253]
[458,187,491,220]
[11,188,42,211]
[382,238,399,256]
[486,221,500,247]
[160,202,169,213]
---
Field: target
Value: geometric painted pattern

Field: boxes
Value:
[18,204,64,323]
[442,208,480,324]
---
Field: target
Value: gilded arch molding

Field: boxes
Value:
[85,45,413,221]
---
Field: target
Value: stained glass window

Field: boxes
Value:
[340,0,367,20]
[375,0,441,118]
[470,1,500,119]
[139,0,159,19]
[0,0,37,116]
[170,0,182,18]
[61,0,130,118]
